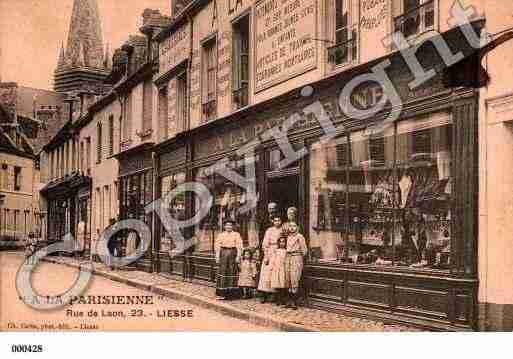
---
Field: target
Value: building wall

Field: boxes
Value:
[478,0,513,328]
[158,0,486,137]
[80,99,121,246]
[120,79,158,151]
[0,152,39,239]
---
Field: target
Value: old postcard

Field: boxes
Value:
[1,0,513,339]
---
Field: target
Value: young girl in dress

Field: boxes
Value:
[238,248,258,299]
[271,236,289,306]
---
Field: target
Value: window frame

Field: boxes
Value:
[201,35,218,123]
[13,166,22,192]
[393,0,436,39]
[308,114,455,273]
[232,13,251,110]
[158,85,169,141]
[327,0,358,68]
[108,115,115,156]
[96,121,103,164]
[176,70,189,134]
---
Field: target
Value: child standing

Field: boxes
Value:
[285,222,308,310]
[238,249,257,299]
[271,236,289,306]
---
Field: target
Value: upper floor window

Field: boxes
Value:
[14,166,22,191]
[97,122,103,163]
[232,15,250,110]
[393,0,435,38]
[1,164,8,189]
[122,95,132,142]
[202,37,217,123]
[158,86,169,141]
[142,80,153,135]
[108,115,114,156]
[80,141,85,173]
[177,71,188,133]
[86,137,92,175]
[328,0,358,66]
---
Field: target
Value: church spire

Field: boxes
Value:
[57,42,66,69]
[64,0,104,69]
[54,0,108,93]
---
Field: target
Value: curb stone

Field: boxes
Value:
[43,257,316,332]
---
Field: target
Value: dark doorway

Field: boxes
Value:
[267,174,299,220]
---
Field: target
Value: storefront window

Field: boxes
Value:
[394,116,452,269]
[309,112,452,271]
[194,157,260,254]
[160,172,186,253]
[120,170,153,225]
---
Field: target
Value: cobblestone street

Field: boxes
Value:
[1,251,417,332]
[0,252,270,331]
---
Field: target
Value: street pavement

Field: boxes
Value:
[0,252,270,331]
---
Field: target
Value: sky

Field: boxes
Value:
[0,0,170,90]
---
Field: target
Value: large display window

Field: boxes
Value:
[309,112,453,271]
[193,157,260,254]
[159,171,186,253]
[119,170,153,225]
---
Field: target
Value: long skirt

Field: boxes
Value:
[286,255,304,289]
[257,258,275,293]
[216,247,240,298]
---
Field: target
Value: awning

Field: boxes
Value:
[444,30,513,88]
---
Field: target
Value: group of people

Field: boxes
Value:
[214,206,308,310]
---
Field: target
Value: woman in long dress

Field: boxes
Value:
[215,220,243,300]
[257,216,282,303]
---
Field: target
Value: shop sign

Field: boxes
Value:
[350,82,387,110]
[360,0,390,63]
[159,23,191,76]
[254,0,318,92]
[194,112,320,158]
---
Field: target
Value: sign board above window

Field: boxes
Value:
[159,23,191,77]
[254,0,318,92]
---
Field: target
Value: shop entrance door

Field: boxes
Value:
[267,173,300,220]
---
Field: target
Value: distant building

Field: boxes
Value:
[0,82,66,242]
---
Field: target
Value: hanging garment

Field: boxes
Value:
[399,174,413,209]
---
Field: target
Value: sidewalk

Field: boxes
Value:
[44,255,417,332]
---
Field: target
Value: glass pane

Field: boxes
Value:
[347,128,396,266]
[309,137,349,262]
[160,172,186,253]
[194,157,260,253]
[395,116,452,270]
[194,167,214,253]
[335,0,347,31]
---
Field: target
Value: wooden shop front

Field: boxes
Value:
[155,26,481,330]
[117,143,154,272]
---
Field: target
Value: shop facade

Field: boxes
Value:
[153,24,481,329]
[117,144,155,272]
[41,172,92,252]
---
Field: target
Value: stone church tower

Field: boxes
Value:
[54,0,110,93]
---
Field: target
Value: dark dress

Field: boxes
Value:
[216,247,240,298]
